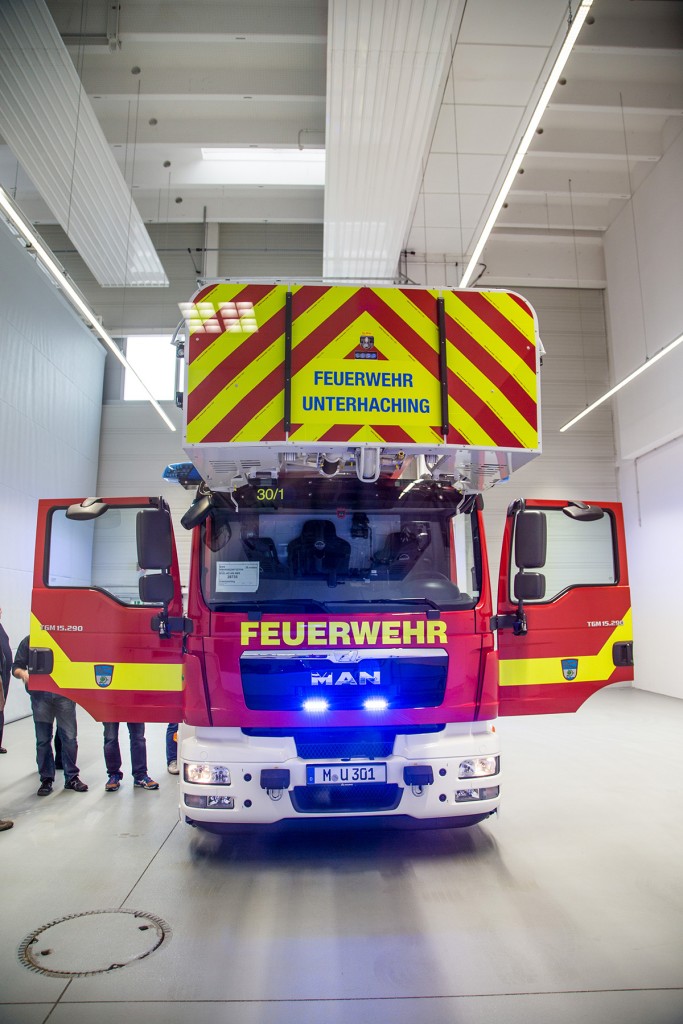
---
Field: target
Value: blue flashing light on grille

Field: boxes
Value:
[303,698,329,713]
[364,697,389,711]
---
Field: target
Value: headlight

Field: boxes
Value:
[455,786,499,803]
[458,756,499,779]
[184,762,231,785]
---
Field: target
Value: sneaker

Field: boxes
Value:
[37,779,53,797]
[0,746,7,753]
[133,775,159,790]
[0,819,13,831]
[167,760,179,775]
[64,776,88,792]
[105,775,121,792]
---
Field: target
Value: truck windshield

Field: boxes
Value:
[199,485,481,612]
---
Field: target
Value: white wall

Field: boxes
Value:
[0,220,105,720]
[604,124,683,697]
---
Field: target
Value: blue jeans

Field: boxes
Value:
[103,722,148,781]
[31,692,79,782]
[166,723,178,764]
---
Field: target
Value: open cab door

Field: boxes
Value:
[29,497,187,723]
[496,499,634,715]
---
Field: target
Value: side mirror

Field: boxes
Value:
[181,493,213,530]
[563,501,604,522]
[514,572,545,601]
[139,573,175,606]
[515,510,547,569]
[136,508,173,570]
[66,497,109,521]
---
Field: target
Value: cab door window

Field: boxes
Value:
[512,508,616,603]
[47,507,150,605]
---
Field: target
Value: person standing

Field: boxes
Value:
[12,636,88,796]
[103,722,159,791]
[0,606,12,754]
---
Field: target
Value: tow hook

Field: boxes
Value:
[260,768,290,801]
[403,765,434,797]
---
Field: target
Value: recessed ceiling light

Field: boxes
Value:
[200,147,325,186]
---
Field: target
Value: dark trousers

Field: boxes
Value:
[166,723,178,764]
[31,692,79,782]
[0,672,8,746]
[103,722,148,781]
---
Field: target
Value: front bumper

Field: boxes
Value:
[178,724,501,831]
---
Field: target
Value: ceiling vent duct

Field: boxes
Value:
[0,0,168,288]
[323,0,464,281]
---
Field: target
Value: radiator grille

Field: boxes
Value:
[290,784,402,813]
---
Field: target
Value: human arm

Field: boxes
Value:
[11,636,30,686]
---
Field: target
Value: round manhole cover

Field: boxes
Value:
[18,909,170,977]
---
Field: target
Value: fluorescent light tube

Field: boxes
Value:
[0,186,176,432]
[560,330,683,431]
[459,0,594,287]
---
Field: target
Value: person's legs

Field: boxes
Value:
[54,727,63,770]
[30,693,55,782]
[166,723,178,765]
[52,696,80,782]
[0,673,8,750]
[128,723,148,780]
[103,722,123,780]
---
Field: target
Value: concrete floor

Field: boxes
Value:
[0,685,682,1024]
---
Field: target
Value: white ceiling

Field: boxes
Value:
[0,0,681,291]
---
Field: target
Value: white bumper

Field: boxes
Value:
[178,723,500,829]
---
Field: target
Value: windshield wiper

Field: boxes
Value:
[213,599,330,613]
[326,598,442,611]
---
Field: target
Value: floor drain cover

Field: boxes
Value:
[18,909,170,977]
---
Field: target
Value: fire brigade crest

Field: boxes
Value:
[561,658,578,681]
[349,334,381,360]
[94,664,114,688]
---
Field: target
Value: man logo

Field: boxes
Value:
[561,658,578,682]
[311,670,381,686]
[94,664,114,688]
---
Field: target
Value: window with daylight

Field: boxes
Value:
[123,335,176,400]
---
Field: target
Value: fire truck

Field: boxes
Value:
[27,283,633,832]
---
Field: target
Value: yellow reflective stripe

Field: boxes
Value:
[499,610,632,687]
[386,288,439,353]
[290,284,357,346]
[189,333,284,441]
[447,398,494,446]
[443,293,537,398]
[30,613,183,692]
[484,291,536,343]
[446,350,537,448]
[187,285,285,394]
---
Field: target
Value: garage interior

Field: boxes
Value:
[0,1,682,1022]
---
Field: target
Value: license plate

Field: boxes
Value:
[306,762,387,785]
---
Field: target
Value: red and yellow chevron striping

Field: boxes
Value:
[183,284,540,450]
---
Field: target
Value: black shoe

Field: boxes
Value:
[0,819,13,831]
[0,746,7,753]
[37,779,53,797]
[64,776,88,792]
